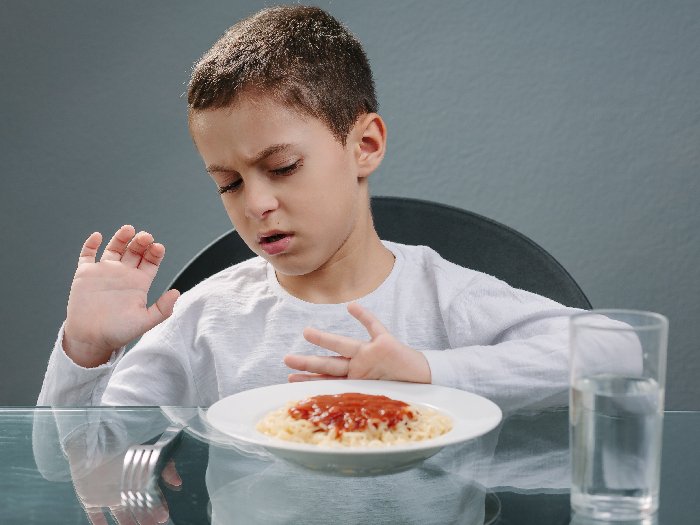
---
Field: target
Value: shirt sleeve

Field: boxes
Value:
[421,275,582,414]
[36,322,125,406]
[37,319,198,407]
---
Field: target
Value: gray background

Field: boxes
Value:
[1,1,698,408]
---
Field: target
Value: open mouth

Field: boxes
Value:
[260,233,287,244]
[258,232,293,255]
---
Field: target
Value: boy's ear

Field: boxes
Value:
[353,113,386,178]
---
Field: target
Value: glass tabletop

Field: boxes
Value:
[0,407,697,524]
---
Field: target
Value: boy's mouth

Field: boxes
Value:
[258,231,293,255]
[261,233,286,243]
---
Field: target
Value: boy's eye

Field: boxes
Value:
[215,160,301,194]
[218,179,243,194]
[270,160,302,176]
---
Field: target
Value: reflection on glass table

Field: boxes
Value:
[0,407,698,524]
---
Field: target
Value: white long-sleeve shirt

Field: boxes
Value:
[37,241,581,413]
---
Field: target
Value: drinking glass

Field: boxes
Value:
[569,310,668,520]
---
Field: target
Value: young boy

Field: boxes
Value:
[38,5,578,413]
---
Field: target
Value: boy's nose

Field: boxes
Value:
[244,182,279,220]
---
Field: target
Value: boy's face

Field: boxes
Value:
[189,95,375,277]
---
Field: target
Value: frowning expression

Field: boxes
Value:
[189,94,367,277]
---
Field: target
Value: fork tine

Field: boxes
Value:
[121,426,183,520]
[120,447,136,506]
[129,448,145,488]
[126,448,145,506]
[145,449,159,488]
[121,448,136,487]
[147,448,161,482]
[122,447,136,472]
[132,451,161,525]
[135,449,153,505]
[121,448,142,517]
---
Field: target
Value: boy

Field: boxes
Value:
[38,5,577,412]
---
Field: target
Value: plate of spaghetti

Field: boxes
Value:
[206,380,502,474]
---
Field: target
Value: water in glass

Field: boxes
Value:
[570,374,663,519]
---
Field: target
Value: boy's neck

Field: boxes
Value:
[275,228,395,305]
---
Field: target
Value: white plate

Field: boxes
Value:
[206,380,502,475]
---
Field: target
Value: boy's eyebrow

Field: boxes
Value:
[206,143,297,173]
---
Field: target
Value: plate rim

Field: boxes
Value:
[206,380,502,455]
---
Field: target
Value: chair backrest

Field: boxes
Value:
[169,196,591,309]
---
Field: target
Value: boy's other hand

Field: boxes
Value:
[63,225,180,368]
[284,303,431,384]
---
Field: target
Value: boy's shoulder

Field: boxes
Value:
[384,240,501,301]
[386,240,532,303]
[385,240,487,282]
[170,255,271,313]
[387,241,562,311]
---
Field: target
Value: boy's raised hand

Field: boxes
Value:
[63,225,180,368]
[284,303,431,384]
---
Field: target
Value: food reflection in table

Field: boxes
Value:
[30,406,570,525]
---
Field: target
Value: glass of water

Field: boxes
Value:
[569,310,668,520]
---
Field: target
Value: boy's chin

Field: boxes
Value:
[264,256,316,278]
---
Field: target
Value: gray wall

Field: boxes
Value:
[1,1,698,408]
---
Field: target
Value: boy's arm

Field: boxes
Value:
[423,289,642,413]
[284,279,584,414]
[284,277,640,414]
[37,322,124,406]
[38,319,197,406]
[285,300,575,414]
[423,307,574,413]
[38,225,184,406]
[423,279,647,413]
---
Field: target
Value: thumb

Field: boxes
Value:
[145,289,181,331]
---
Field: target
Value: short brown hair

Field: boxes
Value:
[188,5,377,145]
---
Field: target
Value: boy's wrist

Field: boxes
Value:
[61,332,115,369]
[411,350,432,384]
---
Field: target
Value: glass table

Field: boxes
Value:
[1,407,697,524]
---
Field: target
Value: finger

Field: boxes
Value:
[120,231,154,268]
[137,242,166,279]
[160,460,182,490]
[347,302,388,339]
[100,225,136,262]
[288,373,345,382]
[144,289,180,331]
[78,232,103,267]
[303,327,362,358]
[284,353,350,376]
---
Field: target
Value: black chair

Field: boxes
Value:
[169,196,591,309]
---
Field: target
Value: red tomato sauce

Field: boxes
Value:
[288,392,415,437]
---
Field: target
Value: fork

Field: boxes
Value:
[120,425,183,513]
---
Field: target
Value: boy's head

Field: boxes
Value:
[188,5,377,146]
[187,6,387,282]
